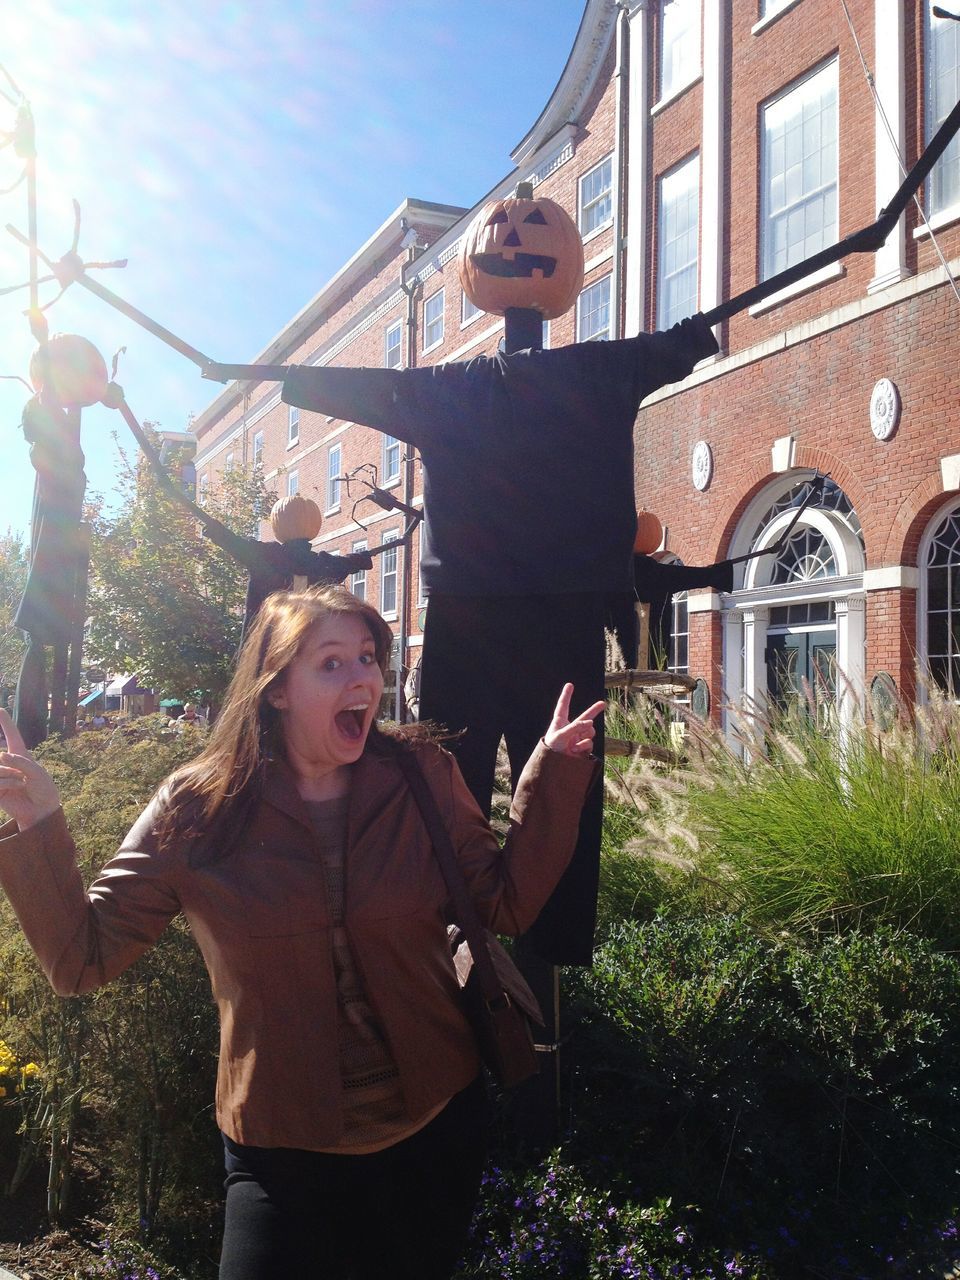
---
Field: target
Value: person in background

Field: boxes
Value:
[176,702,207,728]
[0,585,602,1279]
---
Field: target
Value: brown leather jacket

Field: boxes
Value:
[0,736,596,1150]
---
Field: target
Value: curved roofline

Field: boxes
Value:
[510,0,620,165]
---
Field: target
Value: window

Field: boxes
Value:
[925,507,960,697]
[461,292,482,324]
[351,540,368,602]
[252,430,264,468]
[423,289,444,350]
[288,405,299,446]
[224,451,235,471]
[927,8,960,215]
[385,321,403,369]
[660,0,701,101]
[326,442,341,511]
[579,156,613,236]
[542,319,550,349]
[576,276,611,342]
[380,531,400,617]
[761,61,838,282]
[383,434,402,485]
[657,154,700,329]
[199,474,208,505]
[286,470,299,498]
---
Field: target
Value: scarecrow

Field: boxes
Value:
[248,183,718,965]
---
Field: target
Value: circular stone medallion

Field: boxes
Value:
[692,440,713,491]
[870,378,901,441]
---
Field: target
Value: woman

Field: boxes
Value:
[0,585,602,1279]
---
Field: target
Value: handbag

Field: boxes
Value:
[395,749,543,1089]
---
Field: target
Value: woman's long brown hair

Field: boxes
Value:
[154,585,395,852]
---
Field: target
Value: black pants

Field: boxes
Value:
[218,1077,489,1280]
[419,591,605,966]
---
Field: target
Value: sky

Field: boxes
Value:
[0,0,588,539]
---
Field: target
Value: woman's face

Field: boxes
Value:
[268,612,384,776]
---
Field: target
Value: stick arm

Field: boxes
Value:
[112,395,253,564]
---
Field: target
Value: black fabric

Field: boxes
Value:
[418,592,604,966]
[217,1075,489,1280]
[607,556,734,668]
[198,520,372,638]
[283,317,717,598]
[282,319,717,963]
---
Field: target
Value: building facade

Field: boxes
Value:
[192,0,960,732]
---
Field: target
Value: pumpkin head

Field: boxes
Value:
[634,510,663,555]
[458,181,584,320]
[29,334,109,408]
[269,494,322,543]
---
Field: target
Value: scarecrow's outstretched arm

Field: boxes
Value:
[112,393,254,566]
[703,93,960,326]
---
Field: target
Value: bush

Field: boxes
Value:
[0,718,221,1249]
[564,917,960,1277]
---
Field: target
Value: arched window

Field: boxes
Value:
[723,473,866,736]
[923,505,960,697]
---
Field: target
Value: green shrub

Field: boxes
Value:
[0,718,221,1244]
[564,917,960,1276]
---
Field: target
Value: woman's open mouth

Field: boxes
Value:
[335,704,369,741]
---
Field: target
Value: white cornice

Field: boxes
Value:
[510,0,619,166]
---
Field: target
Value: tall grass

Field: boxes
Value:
[602,684,960,947]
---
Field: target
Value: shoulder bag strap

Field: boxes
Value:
[395,749,509,1009]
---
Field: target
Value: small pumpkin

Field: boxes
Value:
[269,494,322,543]
[634,510,663,555]
[458,181,584,320]
[29,334,109,408]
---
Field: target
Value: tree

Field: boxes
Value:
[0,530,28,704]
[86,428,277,705]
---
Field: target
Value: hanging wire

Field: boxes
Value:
[836,0,960,308]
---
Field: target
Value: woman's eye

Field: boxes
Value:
[322,658,341,671]
[359,653,376,665]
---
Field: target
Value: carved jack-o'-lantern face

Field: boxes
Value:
[458,182,585,320]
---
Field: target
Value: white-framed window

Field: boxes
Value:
[288,404,300,446]
[252,430,264,468]
[922,502,960,698]
[383,435,402,485]
[199,474,209,505]
[660,0,701,102]
[286,470,299,498]
[326,442,342,511]
[927,8,960,216]
[461,292,482,325]
[423,288,444,350]
[579,155,613,236]
[542,318,550,349]
[224,450,235,472]
[657,153,700,329]
[761,60,838,282]
[351,540,368,602]
[380,530,400,617]
[576,275,612,342]
[385,320,403,369]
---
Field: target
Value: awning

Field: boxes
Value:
[79,689,104,707]
[159,699,183,708]
[105,675,139,696]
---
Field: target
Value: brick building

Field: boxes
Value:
[192,0,960,734]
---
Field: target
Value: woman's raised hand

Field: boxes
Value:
[0,709,62,830]
[543,684,605,757]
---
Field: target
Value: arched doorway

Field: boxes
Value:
[722,474,866,735]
